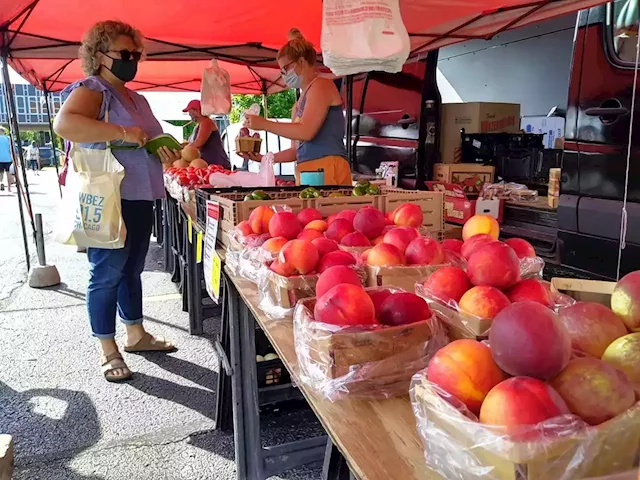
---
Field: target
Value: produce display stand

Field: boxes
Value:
[222,268,437,480]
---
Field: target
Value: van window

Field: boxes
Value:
[612,0,640,63]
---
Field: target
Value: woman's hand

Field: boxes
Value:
[123,126,149,147]
[239,151,263,162]
[243,114,267,131]
[157,146,182,163]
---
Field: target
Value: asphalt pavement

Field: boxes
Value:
[0,169,324,479]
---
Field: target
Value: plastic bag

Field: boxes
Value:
[321,0,410,76]
[55,145,126,249]
[201,59,231,115]
[208,152,275,188]
[480,181,538,202]
[411,373,640,480]
[294,287,449,401]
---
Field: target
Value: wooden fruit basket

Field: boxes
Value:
[366,264,441,292]
[235,136,262,153]
[265,270,319,310]
[294,292,447,399]
[381,188,445,240]
[412,377,640,480]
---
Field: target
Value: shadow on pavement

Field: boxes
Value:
[0,380,105,479]
[138,353,217,392]
[46,282,86,302]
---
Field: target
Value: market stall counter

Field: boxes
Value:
[223,266,437,480]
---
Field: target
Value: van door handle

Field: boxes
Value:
[397,117,416,125]
[585,106,629,116]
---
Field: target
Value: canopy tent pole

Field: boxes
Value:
[345,76,354,168]
[262,80,269,153]
[1,52,31,271]
[43,89,62,198]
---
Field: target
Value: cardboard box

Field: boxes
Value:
[521,116,565,149]
[426,181,503,225]
[440,102,521,163]
[433,163,495,195]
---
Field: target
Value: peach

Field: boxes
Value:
[550,357,636,425]
[506,279,552,307]
[325,218,355,243]
[368,289,393,317]
[427,340,506,414]
[558,302,628,358]
[459,286,510,319]
[479,377,569,433]
[490,302,571,379]
[297,229,324,242]
[305,220,328,232]
[336,209,357,224]
[611,271,640,331]
[467,242,520,289]
[442,239,463,254]
[423,266,472,304]
[504,238,536,258]
[297,207,322,226]
[270,259,295,277]
[372,235,384,246]
[316,265,362,298]
[327,214,338,225]
[462,214,499,241]
[278,239,319,275]
[460,234,497,260]
[237,220,253,237]
[406,237,445,266]
[248,206,275,235]
[269,211,302,240]
[361,249,371,264]
[314,283,377,327]
[341,231,371,247]
[383,227,420,253]
[385,211,395,224]
[392,203,424,228]
[317,250,356,273]
[366,243,405,267]
[353,207,386,239]
[312,238,339,257]
[602,333,640,385]
[378,293,432,326]
[262,236,288,256]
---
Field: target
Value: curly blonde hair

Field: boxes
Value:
[277,28,316,66]
[79,21,144,76]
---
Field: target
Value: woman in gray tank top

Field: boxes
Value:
[183,100,230,168]
[242,29,351,186]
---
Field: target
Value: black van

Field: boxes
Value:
[346,0,640,280]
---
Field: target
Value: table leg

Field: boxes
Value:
[154,199,164,245]
[162,198,172,273]
[215,277,233,432]
[322,439,355,480]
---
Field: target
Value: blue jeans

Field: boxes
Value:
[87,200,154,338]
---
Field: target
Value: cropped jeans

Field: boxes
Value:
[87,200,153,339]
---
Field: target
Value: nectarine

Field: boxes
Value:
[269,211,302,240]
[297,207,322,226]
[316,265,362,298]
[467,242,520,289]
[504,238,536,258]
[611,271,640,332]
[262,236,288,256]
[353,207,386,239]
[392,203,423,228]
[341,231,371,247]
[459,286,510,319]
[378,293,432,326]
[314,283,376,326]
[405,237,445,266]
[506,279,552,307]
[325,218,355,243]
[423,266,472,304]
[305,220,328,232]
[602,333,640,385]
[383,227,420,253]
[278,239,319,275]
[248,206,275,235]
[312,238,339,257]
[441,239,463,254]
[462,214,499,241]
[460,234,496,261]
[317,250,356,273]
[366,243,405,267]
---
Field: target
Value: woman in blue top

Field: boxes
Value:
[243,29,352,185]
[55,20,178,383]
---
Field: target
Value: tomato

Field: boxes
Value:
[177,174,189,186]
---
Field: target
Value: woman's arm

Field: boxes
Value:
[274,148,296,164]
[54,87,148,146]
[188,117,215,149]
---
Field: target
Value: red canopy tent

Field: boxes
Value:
[2,0,613,93]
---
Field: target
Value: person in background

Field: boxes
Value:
[242,28,351,186]
[0,129,13,192]
[182,99,230,168]
[54,20,179,383]
[27,141,40,175]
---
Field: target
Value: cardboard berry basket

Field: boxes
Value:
[411,375,640,480]
[366,264,441,292]
[293,289,449,401]
[381,187,445,240]
[235,136,262,153]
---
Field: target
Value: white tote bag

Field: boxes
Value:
[55,141,126,249]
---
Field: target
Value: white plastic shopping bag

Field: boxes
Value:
[55,145,126,249]
[201,59,232,115]
[321,0,410,75]
[207,152,276,188]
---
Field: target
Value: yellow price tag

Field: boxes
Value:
[211,252,221,301]
[196,232,203,263]
[188,217,193,243]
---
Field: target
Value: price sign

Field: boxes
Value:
[203,201,221,303]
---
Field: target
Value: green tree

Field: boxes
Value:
[229,90,296,123]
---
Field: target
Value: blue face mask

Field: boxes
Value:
[283,68,302,89]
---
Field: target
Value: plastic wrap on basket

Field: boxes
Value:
[257,263,368,320]
[293,287,449,401]
[521,256,545,279]
[410,373,640,480]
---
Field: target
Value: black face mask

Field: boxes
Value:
[105,56,138,83]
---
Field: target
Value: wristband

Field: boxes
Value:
[120,126,127,141]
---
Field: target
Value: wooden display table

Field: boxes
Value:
[225,269,438,480]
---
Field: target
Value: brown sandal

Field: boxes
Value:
[101,352,132,383]
[124,332,176,353]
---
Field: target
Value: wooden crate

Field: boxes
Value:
[381,189,444,240]
[413,378,640,480]
[366,265,439,291]
[312,193,383,218]
[298,295,441,396]
[550,277,616,307]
